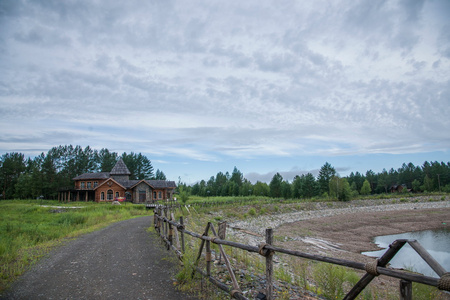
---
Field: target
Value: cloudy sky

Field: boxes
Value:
[1,0,449,184]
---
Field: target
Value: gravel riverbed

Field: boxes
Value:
[228,196,450,248]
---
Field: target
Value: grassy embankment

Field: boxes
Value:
[0,199,149,292]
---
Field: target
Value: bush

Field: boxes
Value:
[248,208,256,216]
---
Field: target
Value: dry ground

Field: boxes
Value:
[276,207,450,263]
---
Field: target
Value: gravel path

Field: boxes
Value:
[1,216,198,300]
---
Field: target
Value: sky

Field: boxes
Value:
[1,0,449,184]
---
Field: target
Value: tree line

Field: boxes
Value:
[0,145,167,200]
[185,161,450,201]
[2,145,449,201]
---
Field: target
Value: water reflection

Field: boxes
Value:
[362,228,450,277]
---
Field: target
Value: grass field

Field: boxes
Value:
[0,199,150,292]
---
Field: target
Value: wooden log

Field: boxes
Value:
[194,267,248,300]
[180,216,185,253]
[164,208,169,242]
[400,280,412,300]
[206,237,211,276]
[191,223,210,279]
[264,240,439,287]
[168,216,173,251]
[183,231,259,253]
[217,221,227,263]
[266,244,365,270]
[170,213,180,249]
[209,224,241,293]
[408,240,447,276]
[344,239,407,300]
[266,228,274,300]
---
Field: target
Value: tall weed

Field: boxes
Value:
[0,200,149,292]
[312,262,357,299]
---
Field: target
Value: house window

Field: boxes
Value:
[107,189,113,200]
[101,192,105,201]
[94,181,98,188]
[158,191,162,199]
[153,191,157,199]
[115,192,119,198]
[81,182,85,189]
[87,182,92,189]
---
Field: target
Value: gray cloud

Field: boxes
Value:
[0,0,449,171]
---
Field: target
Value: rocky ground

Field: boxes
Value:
[228,196,449,254]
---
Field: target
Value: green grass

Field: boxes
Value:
[0,199,150,292]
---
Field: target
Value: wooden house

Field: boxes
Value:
[390,184,407,193]
[63,159,176,203]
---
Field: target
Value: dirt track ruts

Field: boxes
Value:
[1,216,198,300]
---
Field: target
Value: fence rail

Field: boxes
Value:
[153,205,450,300]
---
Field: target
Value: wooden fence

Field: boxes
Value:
[153,205,450,300]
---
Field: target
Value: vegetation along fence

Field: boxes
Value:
[153,205,450,300]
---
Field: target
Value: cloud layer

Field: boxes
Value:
[1,0,449,181]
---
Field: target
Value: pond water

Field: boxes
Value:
[362,228,450,277]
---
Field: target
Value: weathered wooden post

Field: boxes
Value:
[168,214,173,251]
[217,221,227,263]
[266,228,274,300]
[344,239,407,299]
[400,280,412,300]
[206,225,211,276]
[164,207,168,243]
[180,216,185,254]
[157,207,162,235]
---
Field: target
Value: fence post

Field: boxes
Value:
[344,239,407,299]
[217,221,227,263]
[180,216,185,253]
[400,280,412,300]
[153,209,158,232]
[164,207,169,244]
[168,214,173,251]
[266,228,274,300]
[206,226,211,276]
[155,207,161,235]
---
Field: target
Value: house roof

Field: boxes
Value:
[110,159,131,175]
[146,180,177,188]
[73,172,110,180]
[117,180,140,189]
[129,180,177,190]
[94,178,126,190]
[72,159,176,190]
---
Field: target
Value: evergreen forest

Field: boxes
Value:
[185,162,450,201]
[0,145,166,200]
[1,145,449,200]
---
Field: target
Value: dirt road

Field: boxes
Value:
[1,216,198,300]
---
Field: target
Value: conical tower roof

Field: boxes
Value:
[110,158,131,175]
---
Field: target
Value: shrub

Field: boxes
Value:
[248,208,256,216]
